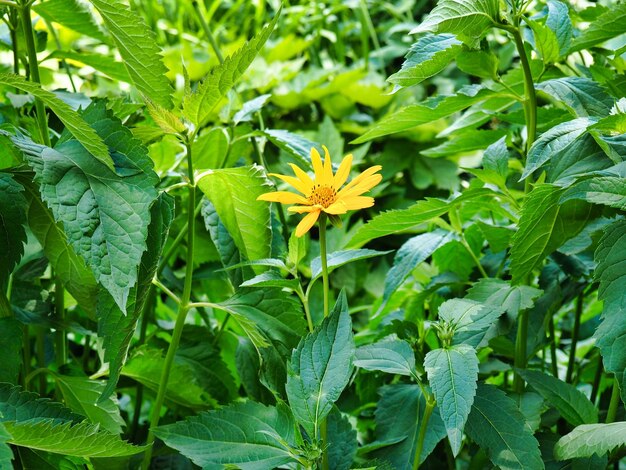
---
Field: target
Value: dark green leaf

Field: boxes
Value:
[263,129,319,170]
[561,176,626,210]
[327,408,357,470]
[537,78,613,117]
[0,174,27,288]
[0,383,83,424]
[355,339,417,378]
[456,49,499,80]
[546,0,572,56]
[0,318,23,384]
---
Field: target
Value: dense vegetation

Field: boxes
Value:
[0,0,625,468]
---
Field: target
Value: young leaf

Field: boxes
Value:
[44,51,130,83]
[554,422,626,460]
[0,318,23,384]
[465,384,544,470]
[0,74,113,171]
[546,0,572,56]
[516,369,597,426]
[88,0,173,108]
[466,278,542,317]
[240,271,300,290]
[424,344,479,456]
[438,298,504,348]
[183,7,281,127]
[33,0,109,44]
[355,339,417,378]
[0,174,27,289]
[311,249,391,280]
[286,292,355,437]
[537,78,613,117]
[154,402,297,469]
[569,3,626,52]
[387,34,464,88]
[528,19,560,64]
[233,94,272,125]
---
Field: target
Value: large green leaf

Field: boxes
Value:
[422,129,507,158]
[33,0,109,43]
[183,7,281,127]
[0,174,27,289]
[437,298,504,348]
[562,176,626,210]
[355,339,417,378]
[310,249,391,280]
[88,0,173,108]
[410,0,498,46]
[546,0,572,56]
[286,292,355,437]
[424,344,478,455]
[326,408,357,470]
[537,78,613,117]
[0,383,82,424]
[197,165,272,265]
[569,3,626,52]
[0,422,11,469]
[517,369,597,426]
[593,220,626,403]
[465,384,544,470]
[154,402,297,469]
[0,74,113,171]
[0,319,23,384]
[466,279,543,317]
[12,103,159,314]
[554,422,626,460]
[388,34,464,88]
[509,184,593,283]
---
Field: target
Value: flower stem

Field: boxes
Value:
[142,138,196,469]
[319,213,329,319]
[413,397,436,470]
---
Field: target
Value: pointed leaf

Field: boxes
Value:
[561,176,626,210]
[355,339,417,378]
[327,408,357,470]
[311,249,391,280]
[466,278,542,317]
[33,0,109,43]
[438,298,504,348]
[554,422,626,460]
[569,4,626,52]
[537,78,612,118]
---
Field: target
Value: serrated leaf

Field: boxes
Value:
[240,271,300,290]
[183,8,281,127]
[438,298,504,348]
[388,34,464,88]
[554,422,626,460]
[197,165,273,266]
[286,292,354,436]
[5,420,145,458]
[466,278,542,317]
[0,174,27,288]
[88,0,172,108]
[561,176,626,210]
[55,376,124,434]
[0,383,83,424]
[546,0,572,56]
[327,408,357,470]
[154,402,297,469]
[537,78,613,117]
[0,422,12,469]
[425,344,478,455]
[424,129,507,158]
[510,184,593,283]
[355,339,417,377]
[146,100,185,135]
[411,0,498,47]
[0,319,23,384]
[569,3,626,52]
[381,230,456,309]
[311,249,390,280]
[33,0,109,43]
[0,74,113,170]
[465,383,544,470]
[516,369,597,426]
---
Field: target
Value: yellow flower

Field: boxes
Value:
[258,146,382,237]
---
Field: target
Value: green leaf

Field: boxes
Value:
[424,344,479,456]
[193,127,229,169]
[0,383,83,424]
[12,103,159,314]
[561,176,626,210]
[183,7,281,127]
[326,408,357,470]
[569,3,626,52]
[263,129,318,170]
[44,51,130,83]
[516,369,597,426]
[465,383,544,470]
[387,34,464,88]
[475,221,513,253]
[528,19,560,63]
[286,292,355,436]
[371,384,447,468]
[455,49,499,80]
[240,271,300,290]
[0,319,23,384]
[546,0,573,56]
[466,278,542,317]
[522,118,593,179]
[233,94,272,125]
[410,0,498,47]
[355,339,417,378]
[198,165,273,266]
[5,420,145,458]
[0,73,113,171]
[554,422,626,460]
[54,376,124,434]
[537,78,613,117]
[33,0,109,44]
[437,298,504,348]
[154,402,297,469]
[382,230,456,308]
[423,129,507,158]
[0,174,27,288]
[0,422,12,469]
[593,220,626,403]
[510,184,593,283]
[88,0,173,108]
[311,249,391,280]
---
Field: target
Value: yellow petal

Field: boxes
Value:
[338,173,382,198]
[257,191,309,205]
[295,210,320,237]
[269,173,310,195]
[342,196,375,210]
[333,154,353,190]
[340,165,382,193]
[322,145,333,186]
[311,147,324,182]
[288,205,319,213]
[288,163,314,193]
[324,201,347,214]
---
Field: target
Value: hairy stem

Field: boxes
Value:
[413,398,436,470]
[566,294,583,383]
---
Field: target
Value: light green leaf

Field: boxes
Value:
[438,298,504,348]
[516,369,597,426]
[233,94,272,125]
[388,34,464,88]
[0,318,23,384]
[475,221,513,253]
[0,73,113,170]
[33,0,109,43]
[286,292,355,436]
[423,129,507,158]
[0,174,27,288]
[5,420,145,458]
[410,0,498,46]
[355,339,417,378]
[88,0,172,108]
[456,49,499,80]
[528,19,560,63]
[240,271,300,290]
[510,184,593,283]
[537,78,613,117]
[183,7,281,127]
[465,383,544,470]
[263,129,318,170]
[569,3,626,52]
[287,231,307,269]
[54,376,124,434]
[546,0,572,56]
[466,278,542,317]
[193,127,230,169]
[197,165,273,266]
[554,422,626,460]
[311,249,391,280]
[154,402,297,469]
[44,51,130,83]
[425,344,479,456]
[561,176,626,210]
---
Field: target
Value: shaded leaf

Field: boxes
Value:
[0,318,23,384]
[311,249,391,280]
[355,339,417,378]
[537,78,612,117]
[0,174,27,288]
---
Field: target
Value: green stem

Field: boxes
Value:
[8,9,19,74]
[18,3,51,147]
[142,139,196,469]
[35,328,46,394]
[191,0,224,64]
[513,309,529,393]
[565,294,583,383]
[157,201,202,275]
[461,238,488,278]
[296,287,314,333]
[606,380,620,424]
[590,353,603,404]
[319,213,329,319]
[43,18,77,92]
[548,314,558,378]
[54,277,66,367]
[413,398,436,470]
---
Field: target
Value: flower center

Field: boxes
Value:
[308,184,337,208]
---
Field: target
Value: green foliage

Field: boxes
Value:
[0,175,27,289]
[354,339,417,378]
[554,422,626,460]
